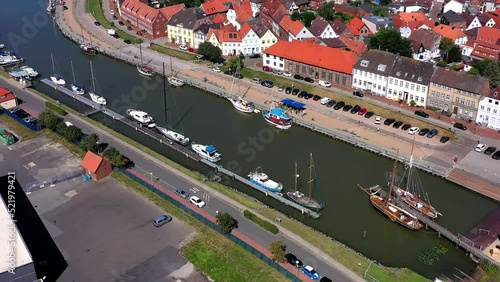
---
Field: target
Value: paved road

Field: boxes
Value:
[1,76,362,281]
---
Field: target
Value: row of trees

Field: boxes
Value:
[317,3,353,24]
[470,60,500,88]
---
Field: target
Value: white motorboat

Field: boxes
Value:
[126,109,156,128]
[157,126,190,145]
[70,61,84,95]
[191,143,221,163]
[229,96,255,113]
[248,168,283,193]
[50,52,65,85]
[20,66,38,77]
[0,55,24,66]
[0,44,4,49]
[167,76,184,87]
[89,92,106,105]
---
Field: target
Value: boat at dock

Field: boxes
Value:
[126,109,156,128]
[20,66,38,78]
[227,59,254,113]
[263,107,292,130]
[88,61,107,105]
[137,45,154,77]
[248,167,283,193]
[70,61,84,95]
[286,154,324,211]
[191,144,221,163]
[80,44,98,55]
[50,52,65,85]
[167,76,184,87]
[0,55,24,67]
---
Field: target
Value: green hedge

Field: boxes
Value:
[243,210,279,234]
[45,102,67,116]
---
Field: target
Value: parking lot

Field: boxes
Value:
[458,146,500,183]
[0,136,208,282]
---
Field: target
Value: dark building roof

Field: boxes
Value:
[167,7,208,29]
[308,17,330,37]
[194,23,214,34]
[359,3,376,13]
[320,38,347,48]
[389,56,434,84]
[442,10,466,23]
[408,29,442,52]
[353,49,398,76]
[248,18,270,37]
[431,67,490,94]
[331,18,348,35]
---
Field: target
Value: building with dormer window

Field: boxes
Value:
[351,50,397,96]
[167,7,212,46]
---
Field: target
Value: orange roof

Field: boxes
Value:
[212,14,227,24]
[279,16,305,36]
[476,26,500,43]
[81,151,104,173]
[239,22,253,37]
[347,17,369,36]
[208,24,242,43]
[481,12,500,26]
[339,36,366,56]
[0,88,15,103]
[399,11,427,23]
[121,0,161,23]
[233,0,253,22]
[263,40,356,74]
[159,4,185,20]
[432,24,466,41]
[202,1,229,16]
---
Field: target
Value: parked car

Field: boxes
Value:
[342,105,353,112]
[94,21,101,26]
[283,71,292,77]
[453,123,467,130]
[189,196,206,208]
[298,91,307,98]
[440,136,450,143]
[401,124,412,131]
[9,107,21,114]
[195,54,204,59]
[313,95,322,101]
[278,85,284,92]
[153,215,172,227]
[127,26,132,31]
[188,47,197,53]
[118,21,125,26]
[285,87,292,94]
[350,105,361,114]
[374,116,382,124]
[414,110,429,118]
[364,111,374,118]
[212,67,221,72]
[304,93,314,99]
[426,129,438,138]
[353,90,364,97]
[301,265,320,280]
[326,100,336,107]
[285,253,303,268]
[123,39,131,44]
[333,101,345,110]
[492,151,500,160]
[304,77,314,83]
[272,69,283,75]
[136,31,144,36]
[320,277,333,282]
[234,73,244,79]
[318,80,331,87]
[392,121,403,128]
[179,45,188,50]
[224,70,233,76]
[384,118,396,126]
[113,15,118,20]
[15,110,29,119]
[261,80,274,88]
[408,127,420,135]
[320,97,331,105]
[418,128,430,136]
[475,144,487,152]
[292,88,300,95]
[294,74,304,80]
[262,66,272,72]
[251,77,261,84]
[358,108,367,115]
[484,146,496,155]
[250,53,261,58]
[175,189,189,199]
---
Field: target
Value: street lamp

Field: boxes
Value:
[149,172,153,185]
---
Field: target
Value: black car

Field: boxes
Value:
[304,77,314,83]
[15,110,29,119]
[313,95,321,101]
[350,105,361,114]
[342,105,353,112]
[285,87,292,94]
[392,121,403,128]
[118,21,125,26]
[123,39,131,44]
[304,93,314,99]
[224,70,234,76]
[94,21,101,26]
[426,129,438,138]
[418,128,430,136]
[414,110,429,118]
[492,151,500,160]
[113,15,118,20]
[250,53,261,58]
[401,124,412,131]
[285,253,303,268]
[353,90,364,97]
[292,88,300,95]
[261,80,274,88]
[326,100,336,107]
[384,118,395,126]
[320,277,333,282]
[333,101,345,110]
[112,33,120,38]
[298,91,307,98]
[127,26,132,31]
[440,136,450,143]
[484,146,496,155]
[294,74,304,80]
[453,122,467,130]
[364,111,374,118]
[234,73,244,79]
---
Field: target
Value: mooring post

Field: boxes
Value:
[363,231,366,239]
[438,232,441,238]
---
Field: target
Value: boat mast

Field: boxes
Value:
[90,61,96,93]
[385,149,399,208]
[307,153,314,198]
[162,62,168,123]
[294,160,299,192]
[71,61,76,84]
[405,135,416,191]
[51,52,55,74]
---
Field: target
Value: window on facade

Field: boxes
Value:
[410,94,414,100]
[410,84,415,90]
[335,74,340,83]
[481,105,485,110]
[399,81,403,87]
[405,82,409,89]
[422,87,426,93]
[389,89,392,95]
[279,63,283,68]
[389,78,393,84]
[322,71,326,79]
[496,101,499,105]
[262,40,265,44]
[296,64,299,72]
[273,62,276,66]
[420,97,424,103]
[354,78,357,84]
[328,73,332,80]
[383,86,386,91]
[302,66,306,73]
[309,68,313,75]
[494,109,498,114]
[487,107,491,112]
[267,39,270,43]
[342,76,347,85]
[266,60,270,64]
[416,85,420,92]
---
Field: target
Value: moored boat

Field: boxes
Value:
[191,144,221,163]
[126,109,156,128]
[50,74,66,85]
[80,44,98,55]
[137,65,154,77]
[0,56,24,66]
[263,107,292,130]
[20,66,38,77]
[286,155,324,211]
[88,61,107,105]
[248,168,283,193]
[157,126,190,146]
[70,61,84,95]
[167,76,184,87]
[229,96,255,113]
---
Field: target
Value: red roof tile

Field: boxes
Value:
[121,0,183,24]
[263,40,356,74]
[81,151,103,173]
[0,88,15,103]
[432,24,466,41]
[233,0,253,22]
[159,4,185,20]
[279,16,305,36]
[202,1,229,16]
[347,17,370,36]
[339,36,366,56]
[212,14,227,24]
[209,24,242,43]
[239,22,252,37]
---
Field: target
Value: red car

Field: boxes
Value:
[262,66,272,72]
[188,47,197,53]
[358,108,367,115]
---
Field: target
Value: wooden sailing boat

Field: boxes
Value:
[156,62,190,146]
[358,150,424,230]
[286,154,323,211]
[137,45,154,77]
[70,61,84,95]
[167,57,184,87]
[88,61,107,105]
[228,58,255,113]
[393,136,442,219]
[79,25,98,55]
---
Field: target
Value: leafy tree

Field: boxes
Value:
[291,12,301,21]
[373,7,389,17]
[269,241,286,262]
[103,147,127,167]
[468,67,480,76]
[38,110,61,130]
[409,100,417,107]
[334,12,354,23]
[225,58,244,72]
[369,29,413,57]
[439,37,455,51]
[484,61,500,88]
[446,45,462,63]
[56,120,67,133]
[318,2,335,22]
[80,133,99,152]
[474,59,494,75]
[290,11,316,27]
[349,0,362,6]
[64,126,82,142]
[197,41,222,63]
[216,212,237,233]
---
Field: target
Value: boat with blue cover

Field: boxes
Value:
[191,144,221,163]
[248,167,283,193]
[263,107,292,129]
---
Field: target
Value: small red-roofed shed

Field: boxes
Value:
[81,151,112,180]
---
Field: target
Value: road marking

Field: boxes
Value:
[190,187,199,194]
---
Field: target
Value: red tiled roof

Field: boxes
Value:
[486,85,500,99]
[432,24,466,41]
[339,36,366,56]
[233,0,253,22]
[202,1,229,16]
[212,14,227,24]
[159,4,185,20]
[279,16,305,36]
[0,88,15,103]
[121,0,162,24]
[263,40,356,74]
[392,11,428,28]
[239,22,252,37]
[481,12,500,26]
[81,151,103,173]
[347,17,369,36]
[208,24,242,43]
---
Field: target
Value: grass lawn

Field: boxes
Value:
[241,68,455,140]
[86,0,142,44]
[0,70,10,79]
[0,114,38,140]
[149,43,197,61]
[366,263,429,282]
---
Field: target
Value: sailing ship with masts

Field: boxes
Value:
[50,52,65,85]
[393,137,442,219]
[70,61,84,95]
[287,154,324,211]
[137,45,154,77]
[358,150,424,230]
[79,25,98,55]
[227,59,255,113]
[167,57,184,87]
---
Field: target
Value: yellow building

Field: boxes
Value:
[260,29,278,52]
[166,7,212,47]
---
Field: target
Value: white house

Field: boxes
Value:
[193,23,211,49]
[308,17,338,39]
[239,22,260,55]
[262,53,285,71]
[466,16,482,30]
[387,56,434,107]
[249,0,265,17]
[207,25,243,56]
[476,86,500,130]
[443,0,463,14]
[226,9,242,31]
[409,29,442,62]
[279,16,315,42]
[351,50,397,96]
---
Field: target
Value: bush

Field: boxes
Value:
[243,210,279,234]
[38,110,62,130]
[45,102,67,116]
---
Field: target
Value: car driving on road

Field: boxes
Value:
[189,196,206,208]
